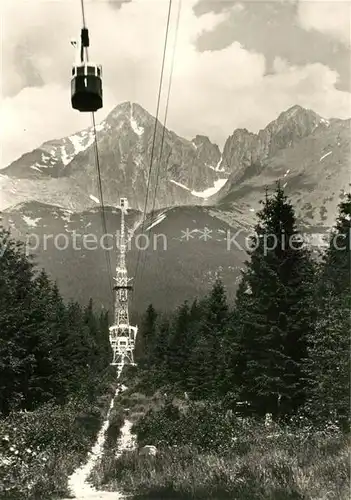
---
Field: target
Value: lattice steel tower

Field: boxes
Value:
[109,198,138,367]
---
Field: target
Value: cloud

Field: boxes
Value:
[0,0,350,167]
[297,0,350,46]
[0,84,117,165]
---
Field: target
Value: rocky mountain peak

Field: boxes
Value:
[104,101,155,130]
[1,100,229,212]
[190,135,223,173]
[192,135,214,146]
[220,104,330,182]
[269,104,323,134]
[1,103,348,220]
[277,104,310,120]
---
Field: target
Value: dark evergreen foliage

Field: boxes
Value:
[0,225,111,416]
[321,193,350,296]
[304,195,351,429]
[1,185,349,433]
[134,303,158,366]
[137,185,348,429]
[226,184,317,418]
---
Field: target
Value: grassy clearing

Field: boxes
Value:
[89,387,350,500]
[117,390,166,424]
[91,432,350,500]
[104,404,125,451]
[0,375,118,500]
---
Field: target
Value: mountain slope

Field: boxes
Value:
[1,103,349,231]
[1,102,228,212]
[218,105,329,178]
[0,201,249,313]
[213,110,351,228]
[0,199,329,315]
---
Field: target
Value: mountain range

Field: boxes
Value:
[0,102,349,312]
[0,102,228,212]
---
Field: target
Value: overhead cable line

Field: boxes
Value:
[80,0,87,27]
[149,0,181,223]
[137,0,182,289]
[91,113,115,297]
[131,0,173,309]
[79,0,115,302]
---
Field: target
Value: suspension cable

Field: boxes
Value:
[91,113,115,299]
[79,0,114,304]
[136,0,181,290]
[80,0,87,27]
[131,0,173,309]
[150,0,181,223]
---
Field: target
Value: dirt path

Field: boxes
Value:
[62,367,136,499]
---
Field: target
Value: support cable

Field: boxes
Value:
[149,0,181,227]
[137,0,181,290]
[80,0,114,303]
[131,0,173,309]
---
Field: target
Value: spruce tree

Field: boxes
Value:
[0,226,36,414]
[83,298,102,370]
[165,301,192,388]
[97,309,112,368]
[304,195,351,429]
[321,193,351,296]
[231,184,316,418]
[0,224,113,413]
[23,269,59,408]
[135,304,158,366]
[149,315,171,383]
[188,278,228,399]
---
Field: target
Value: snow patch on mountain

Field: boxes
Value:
[69,134,91,156]
[130,104,144,136]
[61,211,72,223]
[170,179,191,191]
[95,123,106,133]
[146,212,167,231]
[22,215,41,227]
[191,178,228,199]
[0,174,9,187]
[216,156,225,171]
[60,145,70,166]
[89,194,101,206]
[43,122,107,170]
[204,156,227,174]
[155,177,228,201]
[64,128,98,162]
[30,165,42,172]
[320,151,332,161]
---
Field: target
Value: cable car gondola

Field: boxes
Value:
[71,26,103,112]
[71,62,103,112]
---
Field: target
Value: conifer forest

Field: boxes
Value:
[0,186,349,499]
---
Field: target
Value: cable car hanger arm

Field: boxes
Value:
[80,27,89,63]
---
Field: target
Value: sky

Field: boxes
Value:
[0,0,350,167]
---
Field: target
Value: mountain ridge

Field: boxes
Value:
[1,101,228,212]
[1,102,350,229]
[0,198,330,314]
[213,111,350,228]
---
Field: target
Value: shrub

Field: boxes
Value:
[92,429,350,500]
[104,404,125,451]
[0,375,118,499]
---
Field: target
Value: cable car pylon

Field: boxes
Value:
[71,0,103,112]
[109,198,138,371]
